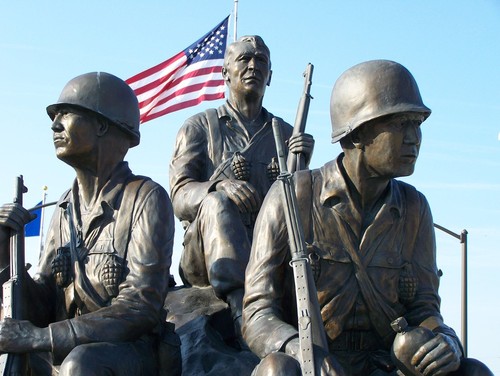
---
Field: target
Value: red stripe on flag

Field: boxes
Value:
[149,79,225,110]
[142,93,225,123]
[126,52,185,87]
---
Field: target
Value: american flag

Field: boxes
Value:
[126,16,229,123]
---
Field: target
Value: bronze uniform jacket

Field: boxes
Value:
[26,162,174,362]
[242,155,459,358]
[169,102,292,225]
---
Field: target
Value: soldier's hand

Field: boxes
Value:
[285,338,346,376]
[0,203,35,267]
[287,133,315,164]
[0,203,35,233]
[0,318,51,353]
[411,332,461,375]
[216,179,261,213]
[314,345,346,376]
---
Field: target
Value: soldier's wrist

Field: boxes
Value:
[283,336,300,360]
[213,180,224,191]
[32,327,52,352]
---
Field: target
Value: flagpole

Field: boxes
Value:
[38,186,48,259]
[233,0,238,41]
[433,223,468,357]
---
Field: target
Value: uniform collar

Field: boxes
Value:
[319,154,404,220]
[217,101,273,125]
[60,161,133,214]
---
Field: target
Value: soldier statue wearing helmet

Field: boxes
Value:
[243,60,493,375]
[0,72,181,375]
[330,60,431,143]
[46,72,141,147]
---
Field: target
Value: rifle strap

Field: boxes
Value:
[113,176,151,262]
[205,108,222,172]
[400,183,420,263]
[65,203,106,312]
[294,170,314,244]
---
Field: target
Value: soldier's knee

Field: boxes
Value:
[59,345,101,376]
[253,352,301,376]
[454,357,494,376]
[201,191,235,213]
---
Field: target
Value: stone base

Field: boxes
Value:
[164,286,259,376]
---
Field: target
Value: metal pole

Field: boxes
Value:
[38,186,48,259]
[233,0,238,41]
[433,223,468,355]
[460,229,468,357]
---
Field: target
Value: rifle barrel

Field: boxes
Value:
[290,63,314,173]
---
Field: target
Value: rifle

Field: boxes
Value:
[288,63,314,174]
[271,118,328,376]
[0,176,30,375]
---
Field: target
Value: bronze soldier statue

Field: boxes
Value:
[0,72,180,375]
[242,60,493,375]
[169,35,314,342]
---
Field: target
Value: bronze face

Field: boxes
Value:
[51,108,100,166]
[222,41,271,100]
[357,113,423,179]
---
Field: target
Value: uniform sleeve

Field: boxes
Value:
[404,191,461,350]
[404,191,442,324]
[169,115,220,222]
[48,184,174,362]
[242,182,299,358]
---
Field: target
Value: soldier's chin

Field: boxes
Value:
[397,165,416,178]
[55,151,77,166]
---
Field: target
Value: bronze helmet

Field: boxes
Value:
[46,72,140,147]
[330,60,431,143]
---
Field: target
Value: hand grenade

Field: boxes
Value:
[266,157,280,183]
[231,152,250,181]
[398,264,418,304]
[51,247,72,287]
[102,257,125,297]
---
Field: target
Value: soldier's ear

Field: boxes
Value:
[267,70,272,86]
[350,132,365,151]
[222,67,230,82]
[96,118,109,137]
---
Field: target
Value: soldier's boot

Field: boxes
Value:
[226,288,249,351]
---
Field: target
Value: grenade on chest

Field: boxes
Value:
[231,152,251,181]
[398,264,418,304]
[52,246,72,287]
[102,258,125,297]
[266,157,280,183]
[391,317,436,375]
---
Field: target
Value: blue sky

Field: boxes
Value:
[1,1,499,371]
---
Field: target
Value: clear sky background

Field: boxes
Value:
[1,0,499,372]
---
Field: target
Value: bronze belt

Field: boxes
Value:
[329,330,383,352]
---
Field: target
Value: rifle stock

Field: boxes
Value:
[288,63,314,174]
[272,119,327,376]
[0,176,29,375]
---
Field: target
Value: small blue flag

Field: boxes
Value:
[25,201,42,237]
